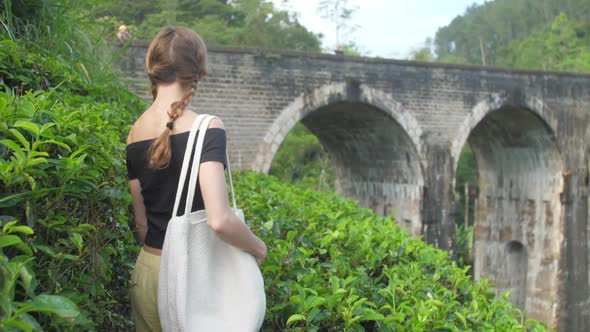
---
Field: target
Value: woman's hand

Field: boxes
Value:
[255,238,267,266]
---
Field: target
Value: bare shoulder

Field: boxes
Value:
[208,117,225,129]
[126,110,153,144]
[127,120,141,144]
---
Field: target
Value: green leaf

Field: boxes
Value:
[263,220,274,231]
[35,244,57,257]
[3,319,34,332]
[39,123,56,135]
[0,140,23,154]
[26,294,80,318]
[23,156,47,169]
[2,220,18,234]
[307,307,321,322]
[19,264,37,297]
[286,314,306,326]
[17,313,42,331]
[14,121,40,138]
[11,226,34,235]
[0,194,22,209]
[290,295,305,307]
[362,309,385,321]
[9,129,30,150]
[306,296,325,309]
[455,312,467,327]
[62,254,79,261]
[69,233,83,251]
[286,230,297,242]
[75,223,96,233]
[0,235,23,248]
[348,316,362,325]
[34,139,71,152]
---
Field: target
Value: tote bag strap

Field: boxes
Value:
[184,115,239,215]
[184,115,214,215]
[226,149,237,209]
[171,114,207,218]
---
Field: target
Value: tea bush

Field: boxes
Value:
[234,172,547,331]
[0,37,145,330]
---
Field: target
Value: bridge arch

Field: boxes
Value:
[451,93,564,326]
[254,83,425,234]
[450,92,561,168]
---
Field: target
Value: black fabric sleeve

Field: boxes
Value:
[125,149,138,180]
[200,128,227,169]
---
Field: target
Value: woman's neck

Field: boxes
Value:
[152,82,191,112]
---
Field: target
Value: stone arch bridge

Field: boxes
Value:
[119,42,590,331]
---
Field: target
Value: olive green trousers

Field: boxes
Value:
[130,248,161,332]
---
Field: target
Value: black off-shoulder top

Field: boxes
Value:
[125,128,227,249]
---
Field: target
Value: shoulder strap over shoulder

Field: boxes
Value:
[171,114,238,217]
[171,114,206,218]
[184,115,213,215]
[184,115,238,215]
[226,147,237,210]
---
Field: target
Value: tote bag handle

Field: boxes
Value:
[185,115,239,213]
[184,115,214,215]
[226,149,237,209]
[179,115,239,216]
[171,114,207,218]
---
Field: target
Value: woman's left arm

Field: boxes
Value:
[129,179,148,245]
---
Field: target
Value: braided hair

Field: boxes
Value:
[144,26,208,169]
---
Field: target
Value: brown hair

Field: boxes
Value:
[145,26,208,169]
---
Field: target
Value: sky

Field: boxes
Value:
[271,0,486,59]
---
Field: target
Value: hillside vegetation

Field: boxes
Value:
[236,172,546,331]
[433,0,590,70]
[1,0,145,329]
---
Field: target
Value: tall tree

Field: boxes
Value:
[317,0,359,51]
[409,37,435,62]
[95,0,160,26]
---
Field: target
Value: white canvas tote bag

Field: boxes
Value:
[158,114,266,332]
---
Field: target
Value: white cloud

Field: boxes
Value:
[272,0,486,58]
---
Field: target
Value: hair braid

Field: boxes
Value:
[144,26,207,169]
[148,80,197,169]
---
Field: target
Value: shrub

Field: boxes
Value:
[234,171,548,331]
[0,35,145,330]
[0,218,80,330]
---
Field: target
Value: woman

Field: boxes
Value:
[126,26,267,332]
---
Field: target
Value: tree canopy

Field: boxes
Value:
[432,0,590,71]
[97,0,322,52]
[497,13,590,72]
